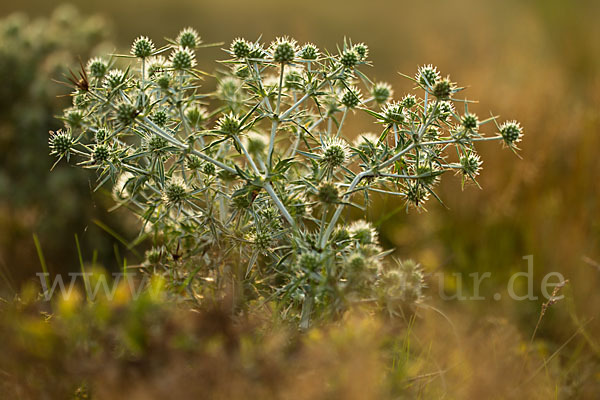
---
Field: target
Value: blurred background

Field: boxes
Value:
[0,0,599,386]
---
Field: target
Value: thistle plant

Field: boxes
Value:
[51,30,523,324]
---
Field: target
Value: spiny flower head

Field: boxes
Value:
[317,182,339,204]
[340,48,359,68]
[435,100,455,121]
[102,69,126,90]
[284,66,305,90]
[248,230,273,252]
[94,128,108,143]
[415,163,441,186]
[169,47,196,70]
[186,106,209,127]
[177,27,200,49]
[432,76,456,99]
[461,112,479,131]
[381,101,406,125]
[49,130,74,157]
[416,64,440,87]
[249,42,268,59]
[460,152,482,177]
[270,37,297,63]
[217,112,242,135]
[405,182,430,207]
[400,94,417,108]
[145,134,169,154]
[231,38,251,58]
[500,120,523,145]
[354,133,380,157]
[382,259,426,304]
[321,137,350,169]
[92,143,110,164]
[353,43,369,60]
[341,86,362,108]
[243,131,269,155]
[297,251,321,271]
[186,154,203,170]
[372,82,393,104]
[145,56,167,78]
[349,220,378,245]
[163,177,188,206]
[202,162,216,176]
[115,102,137,125]
[152,109,168,127]
[300,43,319,60]
[86,57,107,78]
[131,36,155,58]
[64,109,83,128]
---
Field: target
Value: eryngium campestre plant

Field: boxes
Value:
[51,31,523,325]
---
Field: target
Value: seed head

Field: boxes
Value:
[435,100,455,121]
[87,57,107,78]
[186,154,203,170]
[300,43,319,60]
[460,152,482,177]
[416,64,440,87]
[92,144,110,164]
[131,36,155,58]
[95,128,108,143]
[400,94,417,109]
[354,133,379,157]
[297,251,320,271]
[152,109,168,127]
[353,43,369,60]
[115,102,137,125]
[500,120,523,145]
[341,86,362,108]
[231,38,251,58]
[145,135,169,154]
[186,106,208,127]
[177,27,200,49]
[145,56,167,78]
[49,130,74,157]
[163,177,188,205]
[332,226,351,245]
[65,109,83,128]
[432,76,455,99]
[404,182,430,207]
[103,69,126,90]
[202,162,216,176]
[244,131,269,155]
[217,112,242,135]
[249,42,268,59]
[170,47,196,70]
[346,252,367,271]
[317,182,339,204]
[284,67,304,90]
[249,230,273,252]
[349,220,378,245]
[156,73,171,89]
[270,37,297,63]
[381,101,406,125]
[461,112,479,131]
[372,82,392,104]
[340,49,359,69]
[321,137,350,169]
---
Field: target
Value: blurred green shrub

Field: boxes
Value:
[0,5,124,289]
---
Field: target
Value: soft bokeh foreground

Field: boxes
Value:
[0,0,599,398]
